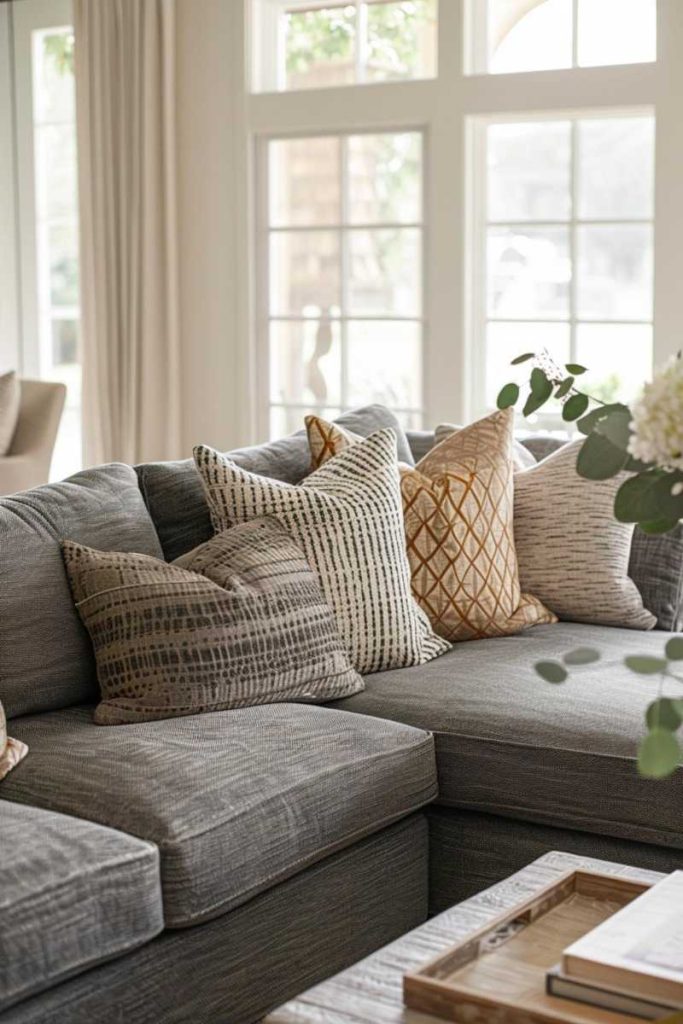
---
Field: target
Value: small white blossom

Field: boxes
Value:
[628,357,683,472]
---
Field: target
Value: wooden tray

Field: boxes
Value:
[403,868,669,1024]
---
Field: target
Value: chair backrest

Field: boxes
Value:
[6,379,66,482]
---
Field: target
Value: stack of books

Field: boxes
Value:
[547,871,683,1019]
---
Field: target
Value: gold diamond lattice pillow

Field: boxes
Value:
[306,410,556,642]
[194,430,450,674]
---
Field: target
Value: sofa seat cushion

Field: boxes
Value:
[331,623,683,849]
[3,705,436,928]
[0,800,162,1012]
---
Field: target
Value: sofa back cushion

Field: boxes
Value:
[138,405,414,562]
[0,464,163,718]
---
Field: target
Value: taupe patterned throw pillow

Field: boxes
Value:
[194,430,451,675]
[62,518,364,725]
[514,441,656,629]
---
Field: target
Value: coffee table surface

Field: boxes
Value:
[265,851,664,1023]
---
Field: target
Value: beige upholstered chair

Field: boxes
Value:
[0,379,66,495]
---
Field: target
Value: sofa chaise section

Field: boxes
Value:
[0,801,162,1013]
[2,704,437,928]
[333,621,683,904]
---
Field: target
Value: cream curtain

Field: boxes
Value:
[74,0,181,465]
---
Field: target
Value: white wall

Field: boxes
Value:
[175,0,252,455]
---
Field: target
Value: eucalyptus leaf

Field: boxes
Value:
[535,660,568,684]
[646,698,683,732]
[562,393,589,422]
[624,454,656,473]
[624,655,668,675]
[637,516,681,535]
[638,728,681,779]
[530,367,552,397]
[555,377,574,399]
[614,471,667,524]
[523,388,552,418]
[616,469,683,526]
[665,637,683,660]
[576,431,629,480]
[563,647,600,666]
[511,353,535,365]
[595,408,632,450]
[496,382,520,410]
[565,363,587,375]
[576,402,630,438]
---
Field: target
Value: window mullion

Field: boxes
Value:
[340,134,349,411]
[572,0,580,67]
[355,0,366,84]
[569,118,578,365]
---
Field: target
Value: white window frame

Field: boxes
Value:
[468,105,656,422]
[10,0,75,379]
[252,0,438,93]
[256,126,427,437]
[236,0,683,443]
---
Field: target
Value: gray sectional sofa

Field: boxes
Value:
[1,405,681,1024]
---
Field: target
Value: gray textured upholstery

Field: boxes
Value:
[0,800,162,1012]
[333,622,683,847]
[3,704,436,928]
[629,523,683,632]
[405,429,435,463]
[427,807,683,915]
[0,465,164,719]
[137,405,414,562]
[4,814,428,1024]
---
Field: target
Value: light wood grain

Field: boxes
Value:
[404,870,654,1024]
[264,852,665,1024]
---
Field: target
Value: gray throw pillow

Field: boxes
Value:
[136,405,414,562]
[0,464,164,719]
[62,518,363,725]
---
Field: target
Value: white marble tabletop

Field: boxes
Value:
[265,851,665,1024]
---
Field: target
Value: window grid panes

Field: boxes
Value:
[266,131,424,436]
[253,0,437,92]
[473,0,656,75]
[32,27,81,480]
[483,114,654,413]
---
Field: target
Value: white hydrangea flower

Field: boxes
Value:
[628,357,683,473]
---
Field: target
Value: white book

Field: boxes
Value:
[562,871,683,1006]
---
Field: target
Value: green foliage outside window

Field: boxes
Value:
[44,32,74,76]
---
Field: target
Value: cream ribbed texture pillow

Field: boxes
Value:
[0,701,27,780]
[514,440,656,629]
[0,371,20,456]
[194,430,450,674]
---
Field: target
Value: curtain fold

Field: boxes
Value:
[74,0,181,465]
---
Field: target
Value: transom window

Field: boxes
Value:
[252,0,437,92]
[263,131,424,436]
[477,113,654,416]
[468,0,656,75]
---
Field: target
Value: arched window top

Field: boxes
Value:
[477,0,656,75]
